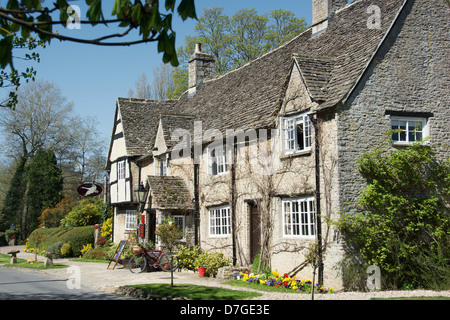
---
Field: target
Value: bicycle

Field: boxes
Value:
[128,246,179,274]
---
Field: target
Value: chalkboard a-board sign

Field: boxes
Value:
[107,240,127,270]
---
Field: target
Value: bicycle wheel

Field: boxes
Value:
[128,254,147,273]
[158,253,179,272]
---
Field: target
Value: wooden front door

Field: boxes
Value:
[250,204,261,262]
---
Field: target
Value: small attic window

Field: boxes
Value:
[280,112,312,154]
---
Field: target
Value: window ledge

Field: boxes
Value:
[280,149,312,160]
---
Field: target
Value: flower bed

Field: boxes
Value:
[233,270,335,294]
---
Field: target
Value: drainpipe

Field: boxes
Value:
[311,113,324,286]
[230,144,237,266]
[193,162,199,246]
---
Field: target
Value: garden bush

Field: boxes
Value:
[194,251,230,277]
[47,241,64,258]
[339,140,450,290]
[28,226,95,257]
[176,245,204,271]
[60,243,72,257]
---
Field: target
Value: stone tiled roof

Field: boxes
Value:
[171,0,406,131]
[147,176,193,210]
[113,0,406,156]
[117,98,177,157]
[159,113,195,150]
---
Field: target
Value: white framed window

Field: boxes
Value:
[280,113,312,153]
[173,215,186,240]
[391,117,428,145]
[155,157,168,176]
[209,205,231,237]
[208,146,228,176]
[125,210,137,231]
[117,160,126,181]
[282,197,315,238]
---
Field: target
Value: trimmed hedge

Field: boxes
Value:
[28,226,95,257]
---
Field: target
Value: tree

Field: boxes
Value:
[0,79,74,160]
[0,156,27,232]
[25,148,63,234]
[38,194,75,228]
[229,9,268,66]
[128,72,153,99]
[0,35,44,108]
[166,67,188,99]
[152,63,174,99]
[0,0,198,107]
[128,64,174,100]
[339,140,450,289]
[169,7,307,98]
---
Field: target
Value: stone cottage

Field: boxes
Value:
[105,0,449,289]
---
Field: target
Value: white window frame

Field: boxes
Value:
[280,113,312,154]
[173,215,186,241]
[125,210,137,231]
[117,160,126,181]
[207,146,228,176]
[282,197,315,238]
[390,116,428,145]
[209,205,231,237]
[155,157,168,176]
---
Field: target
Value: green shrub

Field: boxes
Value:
[83,248,109,260]
[28,226,95,257]
[47,242,64,258]
[176,245,204,271]
[339,141,450,290]
[61,243,72,257]
[60,198,103,227]
[195,251,230,277]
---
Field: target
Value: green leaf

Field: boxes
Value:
[177,0,197,21]
[86,0,105,25]
[165,0,176,11]
[149,0,162,32]
[131,3,143,25]
[56,0,70,24]
[0,35,14,69]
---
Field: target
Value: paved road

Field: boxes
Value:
[0,268,135,300]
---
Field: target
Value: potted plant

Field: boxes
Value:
[194,253,209,277]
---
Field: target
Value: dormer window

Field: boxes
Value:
[280,113,312,154]
[155,157,168,176]
[208,146,228,176]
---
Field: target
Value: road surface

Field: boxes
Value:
[0,267,133,300]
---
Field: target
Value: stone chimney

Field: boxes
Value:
[312,0,348,37]
[188,43,215,95]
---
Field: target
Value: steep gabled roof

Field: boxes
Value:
[159,113,195,151]
[116,98,177,157]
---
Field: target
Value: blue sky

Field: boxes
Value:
[6,1,315,148]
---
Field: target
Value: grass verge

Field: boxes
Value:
[130,283,262,300]
[0,253,67,269]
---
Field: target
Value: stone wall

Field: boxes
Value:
[338,0,449,212]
